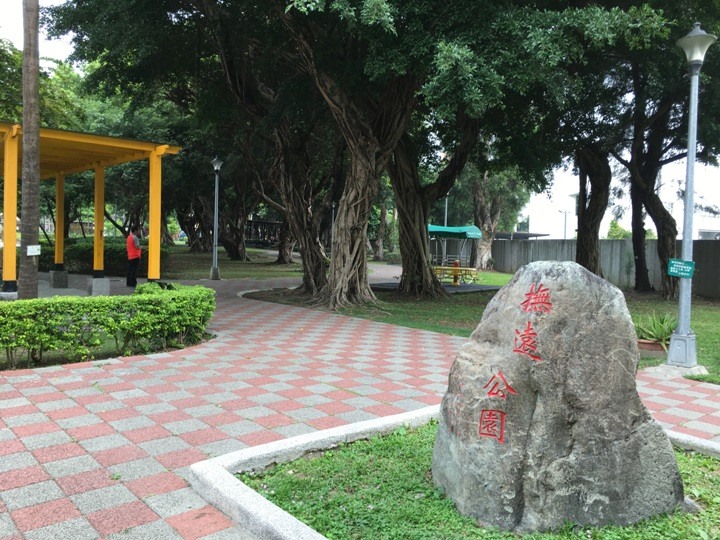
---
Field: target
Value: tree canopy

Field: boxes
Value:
[39,0,720,305]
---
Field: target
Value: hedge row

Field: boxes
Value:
[0,282,216,369]
[1,238,170,277]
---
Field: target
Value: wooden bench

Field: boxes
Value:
[433,266,478,284]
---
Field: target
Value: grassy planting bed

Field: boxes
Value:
[240,421,720,540]
[162,245,304,280]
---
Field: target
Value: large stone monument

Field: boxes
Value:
[432,261,685,532]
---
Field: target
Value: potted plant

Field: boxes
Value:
[634,312,677,355]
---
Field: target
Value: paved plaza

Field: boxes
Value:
[1,268,719,539]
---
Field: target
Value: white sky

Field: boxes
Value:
[525,161,720,239]
[0,0,74,61]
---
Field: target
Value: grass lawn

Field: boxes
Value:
[240,421,720,540]
[162,245,304,280]
[246,273,720,382]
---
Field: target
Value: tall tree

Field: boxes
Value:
[587,0,720,297]
[388,112,479,297]
[280,4,417,307]
[18,0,41,299]
[575,144,611,276]
[49,0,337,293]
[468,165,530,270]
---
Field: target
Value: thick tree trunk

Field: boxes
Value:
[624,165,675,296]
[388,137,445,297]
[471,171,502,271]
[630,184,653,292]
[388,112,478,296]
[643,191,678,299]
[272,124,328,294]
[393,185,444,297]
[275,222,295,264]
[373,203,386,261]
[161,217,176,246]
[622,67,676,297]
[220,216,250,261]
[283,15,415,306]
[322,148,378,307]
[475,235,494,270]
[18,0,40,299]
[574,145,611,277]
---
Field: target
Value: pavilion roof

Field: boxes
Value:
[0,122,181,180]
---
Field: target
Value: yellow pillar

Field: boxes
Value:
[54,174,65,268]
[2,125,19,292]
[147,147,166,281]
[93,167,105,276]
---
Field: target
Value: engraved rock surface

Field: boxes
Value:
[432,261,684,532]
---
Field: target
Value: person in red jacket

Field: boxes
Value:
[126,226,142,287]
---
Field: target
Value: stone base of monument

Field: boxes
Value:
[432,261,690,533]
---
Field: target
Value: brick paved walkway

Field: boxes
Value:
[1,270,719,539]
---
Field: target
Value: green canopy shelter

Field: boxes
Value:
[428,224,482,239]
[428,225,482,266]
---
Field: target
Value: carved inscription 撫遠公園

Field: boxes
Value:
[480,283,552,443]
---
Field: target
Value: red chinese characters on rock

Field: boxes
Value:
[513,321,542,362]
[477,372,516,445]
[478,409,506,444]
[520,283,553,313]
[474,283,554,445]
[483,371,517,400]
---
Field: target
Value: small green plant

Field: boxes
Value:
[634,312,677,351]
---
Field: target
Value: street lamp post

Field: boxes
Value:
[442,195,449,264]
[210,157,223,280]
[559,210,569,240]
[667,23,716,368]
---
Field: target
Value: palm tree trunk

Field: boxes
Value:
[18,0,41,299]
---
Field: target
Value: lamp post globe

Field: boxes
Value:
[667,23,716,368]
[210,157,223,280]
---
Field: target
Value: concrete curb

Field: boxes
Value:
[188,405,720,540]
[668,431,720,459]
[188,406,440,540]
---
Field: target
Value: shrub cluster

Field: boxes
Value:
[44,238,170,277]
[0,282,215,369]
[381,252,402,265]
[1,238,170,277]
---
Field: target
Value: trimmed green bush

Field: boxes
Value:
[45,238,170,277]
[0,283,215,369]
[379,252,401,265]
[0,239,170,277]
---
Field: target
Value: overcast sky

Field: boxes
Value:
[0,0,73,60]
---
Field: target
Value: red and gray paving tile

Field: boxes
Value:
[1,267,718,538]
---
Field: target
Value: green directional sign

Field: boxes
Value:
[667,258,695,278]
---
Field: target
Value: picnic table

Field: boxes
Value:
[433,265,478,284]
